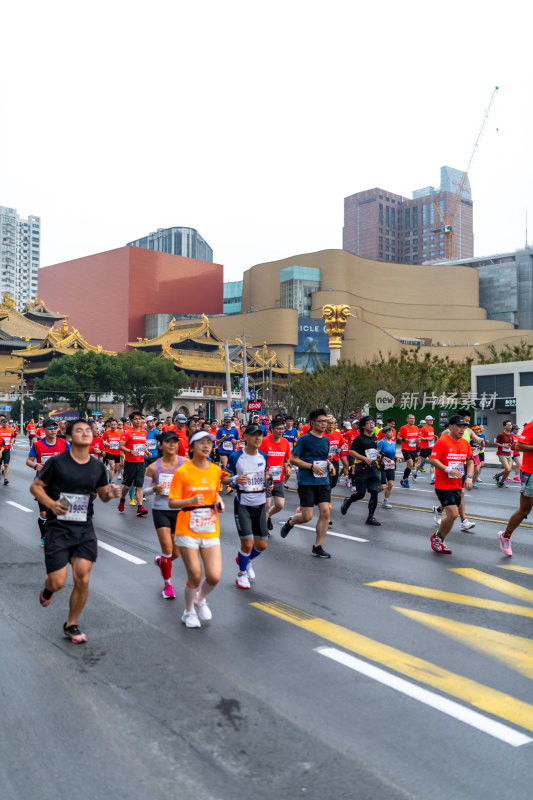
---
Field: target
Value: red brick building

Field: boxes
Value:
[38,246,223,351]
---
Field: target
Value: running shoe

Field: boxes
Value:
[430,533,452,554]
[194,594,212,621]
[280,518,293,538]
[162,584,175,599]
[461,518,476,531]
[430,476,435,484]
[382,500,392,508]
[340,498,350,516]
[39,589,53,607]
[498,532,512,557]
[312,545,331,558]
[181,610,201,628]
[432,505,442,526]
[365,517,381,526]
[129,497,137,506]
[472,483,478,489]
[400,479,410,489]
[493,473,500,485]
[478,478,483,483]
[3,479,8,486]
[63,623,87,643]
[418,467,426,473]
[236,572,251,589]
[513,476,521,482]
[411,472,417,481]
[246,561,256,581]
[118,498,125,512]
[136,505,148,517]
[267,516,273,531]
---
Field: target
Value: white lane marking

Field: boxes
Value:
[283,522,368,543]
[5,501,33,513]
[98,540,147,565]
[315,646,532,748]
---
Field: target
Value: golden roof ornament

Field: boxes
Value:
[321,304,351,349]
[2,292,16,310]
[60,317,69,337]
[169,317,177,331]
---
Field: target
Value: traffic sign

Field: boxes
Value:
[249,390,257,401]
[247,401,262,411]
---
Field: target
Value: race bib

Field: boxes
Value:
[108,439,120,451]
[189,507,216,534]
[40,454,53,464]
[90,453,99,459]
[313,460,328,473]
[245,470,265,492]
[159,472,173,496]
[222,440,233,451]
[407,439,417,447]
[59,493,89,522]
[448,460,465,475]
[146,439,158,452]
[269,465,282,481]
[502,446,512,454]
[427,439,435,447]
[383,458,396,469]
[3,436,11,446]
[329,444,339,456]
[133,442,146,456]
[365,448,379,460]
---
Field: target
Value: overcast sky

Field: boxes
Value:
[1,1,531,282]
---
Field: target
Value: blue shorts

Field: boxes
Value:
[520,471,533,498]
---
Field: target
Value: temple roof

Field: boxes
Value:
[128,314,239,349]
[14,317,116,359]
[0,293,56,342]
[22,296,64,322]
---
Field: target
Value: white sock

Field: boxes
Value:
[197,577,216,602]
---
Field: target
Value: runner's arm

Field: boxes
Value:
[29,478,68,515]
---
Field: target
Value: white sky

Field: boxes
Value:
[1,0,532,282]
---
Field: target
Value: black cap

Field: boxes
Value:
[42,418,59,429]
[244,423,262,435]
[448,415,467,426]
[158,430,179,443]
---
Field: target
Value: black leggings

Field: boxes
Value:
[346,486,378,517]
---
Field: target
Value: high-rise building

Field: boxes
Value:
[343,167,473,264]
[127,226,213,262]
[0,206,40,309]
[223,280,243,314]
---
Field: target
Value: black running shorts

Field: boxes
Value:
[152,508,179,530]
[44,522,98,574]
[234,500,268,540]
[434,488,463,509]
[297,484,331,508]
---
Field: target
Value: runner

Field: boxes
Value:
[26,418,37,446]
[30,418,120,643]
[26,418,70,546]
[497,419,533,556]
[89,422,104,459]
[398,413,419,488]
[377,425,397,508]
[118,411,150,516]
[261,417,292,531]
[477,423,486,481]
[325,416,346,490]
[0,417,16,486]
[280,408,333,558]
[414,415,436,484]
[493,419,515,487]
[511,424,522,481]
[428,415,474,554]
[144,415,159,466]
[144,431,187,598]
[215,416,240,470]
[225,423,270,589]
[377,417,396,442]
[168,430,225,628]
[282,415,298,450]
[101,418,122,482]
[341,415,381,525]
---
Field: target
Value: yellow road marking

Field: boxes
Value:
[365,580,533,618]
[394,607,533,680]
[499,565,533,576]
[251,600,533,733]
[451,568,533,605]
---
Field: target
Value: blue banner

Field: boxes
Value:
[295,318,329,372]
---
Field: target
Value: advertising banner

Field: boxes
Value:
[295,318,329,372]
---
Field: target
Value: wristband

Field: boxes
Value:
[444,466,452,474]
[466,475,473,480]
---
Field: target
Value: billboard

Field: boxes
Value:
[295,318,329,372]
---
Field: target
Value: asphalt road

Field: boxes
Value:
[1,442,533,800]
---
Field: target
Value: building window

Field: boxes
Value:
[413,207,418,228]
[520,372,533,386]
[379,204,383,225]
[391,208,396,229]
[386,207,390,227]
[405,209,410,230]
[477,373,515,397]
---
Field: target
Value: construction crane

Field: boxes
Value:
[432,85,499,260]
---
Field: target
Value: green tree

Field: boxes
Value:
[115,351,187,415]
[475,339,533,364]
[9,397,44,424]
[33,351,123,415]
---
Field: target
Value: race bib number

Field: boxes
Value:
[407,439,417,447]
[502,446,512,454]
[159,472,173,496]
[222,440,233,451]
[108,439,120,451]
[427,439,435,447]
[40,454,53,464]
[245,470,265,492]
[133,442,146,456]
[448,460,465,475]
[269,465,282,481]
[146,439,157,452]
[59,493,89,522]
[365,448,379,461]
[329,444,339,456]
[383,458,396,469]
[189,507,216,534]
[3,436,11,446]
[313,460,328,473]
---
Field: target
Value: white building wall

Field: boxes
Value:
[471,360,533,442]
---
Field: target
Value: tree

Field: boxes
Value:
[475,339,533,364]
[33,351,123,414]
[10,397,44,424]
[115,351,188,415]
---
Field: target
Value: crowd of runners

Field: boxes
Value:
[0,407,532,643]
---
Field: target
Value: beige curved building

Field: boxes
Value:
[240,249,533,363]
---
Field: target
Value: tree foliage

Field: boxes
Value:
[9,397,44,423]
[115,351,188,415]
[34,351,122,414]
[475,339,533,364]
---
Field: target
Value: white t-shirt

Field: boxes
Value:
[233,450,267,507]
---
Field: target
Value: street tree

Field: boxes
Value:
[33,351,123,415]
[115,351,187,415]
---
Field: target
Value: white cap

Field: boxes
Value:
[189,431,216,445]
[425,415,434,421]
[145,415,156,421]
